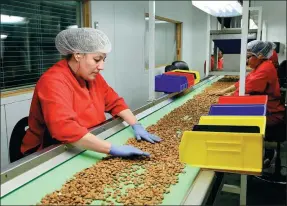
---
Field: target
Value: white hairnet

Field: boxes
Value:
[247,40,273,59]
[55,28,112,55]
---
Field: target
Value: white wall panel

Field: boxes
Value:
[1,105,9,169]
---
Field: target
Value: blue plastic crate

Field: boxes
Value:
[208,104,266,116]
[155,74,188,93]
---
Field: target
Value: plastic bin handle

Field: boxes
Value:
[206,148,242,153]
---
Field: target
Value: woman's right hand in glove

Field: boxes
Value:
[109,145,150,157]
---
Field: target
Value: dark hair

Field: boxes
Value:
[66,54,73,60]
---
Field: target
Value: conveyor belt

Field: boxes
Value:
[0,76,223,205]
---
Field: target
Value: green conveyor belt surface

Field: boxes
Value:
[1,77,220,205]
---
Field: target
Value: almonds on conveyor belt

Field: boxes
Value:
[38,79,235,205]
[217,75,239,82]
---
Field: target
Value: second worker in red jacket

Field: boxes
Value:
[21,28,161,158]
[210,40,285,126]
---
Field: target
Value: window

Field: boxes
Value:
[0,0,81,91]
[144,14,182,69]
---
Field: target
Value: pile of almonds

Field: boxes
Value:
[217,75,239,82]
[38,80,235,205]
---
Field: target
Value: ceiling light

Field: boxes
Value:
[1,14,26,24]
[1,34,8,39]
[192,1,242,17]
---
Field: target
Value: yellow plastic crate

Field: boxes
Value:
[199,116,266,135]
[179,131,263,173]
[172,70,201,84]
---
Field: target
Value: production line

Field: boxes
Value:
[1,0,286,205]
[1,75,235,205]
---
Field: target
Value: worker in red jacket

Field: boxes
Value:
[204,50,224,74]
[210,40,285,167]
[21,28,161,158]
[211,40,285,125]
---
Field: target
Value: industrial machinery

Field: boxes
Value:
[206,7,264,76]
[1,75,226,205]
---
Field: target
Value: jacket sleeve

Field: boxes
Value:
[234,81,239,89]
[246,68,270,94]
[37,76,88,143]
[99,75,129,116]
[236,69,269,95]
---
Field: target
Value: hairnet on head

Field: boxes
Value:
[55,28,112,55]
[247,40,273,59]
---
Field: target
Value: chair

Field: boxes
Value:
[277,60,286,89]
[9,117,58,163]
[9,117,29,163]
[164,65,178,72]
[172,61,189,71]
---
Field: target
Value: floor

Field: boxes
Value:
[214,142,287,206]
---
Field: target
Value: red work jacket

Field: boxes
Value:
[269,50,279,68]
[233,60,284,122]
[204,56,224,74]
[21,59,128,154]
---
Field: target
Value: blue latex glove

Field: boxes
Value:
[131,123,162,144]
[109,145,150,157]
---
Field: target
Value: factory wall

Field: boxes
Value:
[222,54,241,72]
[251,0,286,63]
[91,1,147,111]
[1,1,211,169]
[91,1,211,110]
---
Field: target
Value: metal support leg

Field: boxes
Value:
[239,0,250,96]
[148,0,155,101]
[213,46,218,71]
[240,175,247,205]
[205,15,211,77]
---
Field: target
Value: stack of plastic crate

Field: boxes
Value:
[179,95,268,174]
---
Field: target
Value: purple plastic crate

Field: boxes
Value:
[208,104,266,116]
[155,74,188,93]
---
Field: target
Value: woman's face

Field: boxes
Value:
[246,52,263,69]
[76,53,106,81]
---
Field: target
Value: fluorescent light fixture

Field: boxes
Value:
[1,14,26,24]
[1,34,8,39]
[67,25,78,29]
[192,1,242,17]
